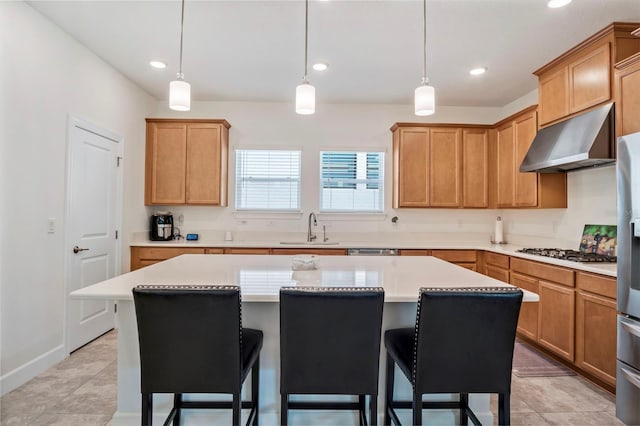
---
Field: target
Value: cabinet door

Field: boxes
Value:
[462,129,489,208]
[186,123,222,204]
[539,66,569,126]
[146,122,187,204]
[485,265,509,283]
[569,43,611,114]
[576,291,617,386]
[616,55,640,137]
[130,247,205,271]
[514,110,538,207]
[496,123,514,207]
[396,128,430,207]
[430,128,461,207]
[271,248,347,256]
[223,248,271,255]
[538,280,575,361]
[511,272,539,341]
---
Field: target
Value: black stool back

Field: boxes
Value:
[280,286,385,425]
[384,287,523,426]
[133,285,262,426]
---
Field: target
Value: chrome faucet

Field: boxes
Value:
[307,212,318,242]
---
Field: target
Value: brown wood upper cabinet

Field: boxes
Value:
[392,124,488,209]
[145,119,230,206]
[494,107,567,209]
[535,22,640,128]
[615,52,640,137]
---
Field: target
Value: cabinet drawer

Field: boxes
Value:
[485,264,509,283]
[511,257,574,287]
[431,250,476,263]
[223,248,271,255]
[134,247,205,260]
[271,248,347,256]
[576,271,616,299]
[399,249,431,256]
[485,252,509,269]
[205,248,224,254]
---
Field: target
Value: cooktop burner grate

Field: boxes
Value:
[517,248,617,263]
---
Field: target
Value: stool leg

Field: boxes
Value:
[499,393,510,426]
[459,393,468,426]
[232,393,240,426]
[141,393,152,426]
[412,391,422,426]
[383,354,394,426]
[252,356,260,426]
[359,395,366,426]
[173,394,182,426]
[280,394,288,426]
[370,394,378,426]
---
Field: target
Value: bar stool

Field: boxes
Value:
[132,285,263,426]
[383,287,523,426]
[279,286,385,425]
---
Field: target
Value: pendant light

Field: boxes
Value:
[295,0,315,115]
[169,0,191,111]
[414,0,435,116]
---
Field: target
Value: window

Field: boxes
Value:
[320,151,384,212]
[235,150,301,211]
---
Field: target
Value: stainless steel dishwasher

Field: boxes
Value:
[347,248,399,256]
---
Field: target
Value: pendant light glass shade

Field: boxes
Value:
[296,82,315,115]
[170,77,191,111]
[169,0,190,111]
[415,0,435,116]
[414,83,435,116]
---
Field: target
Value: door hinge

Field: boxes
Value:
[116,156,123,167]
[114,303,118,313]
[115,230,119,240]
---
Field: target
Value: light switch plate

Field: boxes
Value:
[47,218,56,234]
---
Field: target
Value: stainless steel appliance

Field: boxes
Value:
[516,248,616,263]
[149,213,174,241]
[617,131,640,424]
[347,248,398,256]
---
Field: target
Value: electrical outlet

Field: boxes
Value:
[47,218,56,234]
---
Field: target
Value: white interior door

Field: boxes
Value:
[66,117,122,352]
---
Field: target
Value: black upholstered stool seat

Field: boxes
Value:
[132,285,262,426]
[279,286,385,425]
[383,287,523,426]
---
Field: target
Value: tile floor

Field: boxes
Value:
[0,330,624,425]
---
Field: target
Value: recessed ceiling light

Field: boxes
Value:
[469,67,487,76]
[547,0,571,8]
[149,61,167,69]
[312,63,328,71]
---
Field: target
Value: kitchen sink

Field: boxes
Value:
[279,241,340,245]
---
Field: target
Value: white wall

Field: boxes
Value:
[0,2,155,394]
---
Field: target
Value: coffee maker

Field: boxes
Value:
[149,213,174,241]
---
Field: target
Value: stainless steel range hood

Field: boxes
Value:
[519,102,615,173]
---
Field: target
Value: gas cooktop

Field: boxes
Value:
[517,248,617,263]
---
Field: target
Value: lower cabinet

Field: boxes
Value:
[431,250,477,271]
[271,248,347,256]
[538,280,576,362]
[575,272,617,386]
[223,248,271,255]
[510,271,539,341]
[130,247,206,270]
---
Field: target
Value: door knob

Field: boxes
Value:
[73,246,89,254]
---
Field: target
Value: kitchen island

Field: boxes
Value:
[71,254,538,425]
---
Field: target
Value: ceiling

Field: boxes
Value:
[27,0,640,108]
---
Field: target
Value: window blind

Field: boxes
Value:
[236,150,301,210]
[320,151,384,212]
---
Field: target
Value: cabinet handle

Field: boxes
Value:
[621,367,640,390]
[621,321,640,339]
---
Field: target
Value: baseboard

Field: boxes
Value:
[0,344,66,396]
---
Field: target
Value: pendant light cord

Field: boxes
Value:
[178,0,185,78]
[303,0,309,83]
[422,0,427,85]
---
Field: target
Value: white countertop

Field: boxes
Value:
[130,239,617,277]
[71,254,539,302]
